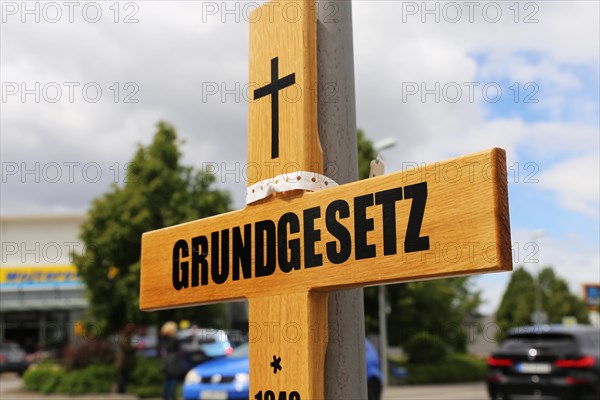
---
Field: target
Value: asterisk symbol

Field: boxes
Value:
[270,355,282,374]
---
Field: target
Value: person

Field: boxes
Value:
[160,321,180,400]
[115,323,136,394]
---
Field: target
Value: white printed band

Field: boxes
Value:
[246,171,338,205]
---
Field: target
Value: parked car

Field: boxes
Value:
[133,327,233,375]
[183,340,383,400]
[487,325,600,400]
[177,327,234,373]
[0,342,29,375]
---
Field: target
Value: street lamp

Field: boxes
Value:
[374,137,397,153]
[531,230,547,325]
[373,137,397,386]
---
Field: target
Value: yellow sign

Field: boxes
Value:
[583,283,600,310]
[0,265,81,287]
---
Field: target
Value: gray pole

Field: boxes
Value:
[317,1,368,399]
[378,285,388,386]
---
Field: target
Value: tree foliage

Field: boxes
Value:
[369,277,481,352]
[495,267,536,334]
[358,129,481,352]
[538,267,589,324]
[74,121,231,334]
[496,266,590,338]
[357,129,376,180]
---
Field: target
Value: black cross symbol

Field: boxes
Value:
[270,355,282,374]
[254,57,296,159]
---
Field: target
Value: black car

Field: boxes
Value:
[0,342,29,375]
[487,325,600,400]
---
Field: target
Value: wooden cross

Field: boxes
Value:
[140,1,512,399]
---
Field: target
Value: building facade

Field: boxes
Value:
[0,214,87,353]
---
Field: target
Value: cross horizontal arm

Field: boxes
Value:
[277,74,295,89]
[140,148,511,311]
[254,84,274,100]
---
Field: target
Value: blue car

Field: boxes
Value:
[183,340,383,400]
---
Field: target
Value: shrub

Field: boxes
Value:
[23,362,116,395]
[129,356,163,398]
[405,353,487,384]
[24,355,163,396]
[446,328,468,353]
[23,362,63,393]
[63,339,115,369]
[131,356,162,386]
[57,364,116,394]
[404,332,448,364]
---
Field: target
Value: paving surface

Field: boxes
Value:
[0,373,139,400]
[2,373,488,400]
[383,382,488,400]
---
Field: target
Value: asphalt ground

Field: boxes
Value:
[383,382,488,400]
[1,373,489,400]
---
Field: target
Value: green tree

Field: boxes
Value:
[74,121,231,334]
[357,129,377,180]
[539,268,589,324]
[378,278,481,352]
[495,267,535,337]
[496,266,590,339]
[357,129,481,352]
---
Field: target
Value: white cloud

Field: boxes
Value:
[477,227,600,315]
[538,155,600,218]
[479,55,583,90]
[1,1,598,315]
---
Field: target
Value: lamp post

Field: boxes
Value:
[374,137,396,386]
[374,137,397,153]
[531,230,547,325]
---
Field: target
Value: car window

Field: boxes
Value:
[177,329,229,345]
[0,343,20,351]
[501,333,578,351]
[584,331,600,350]
[231,343,249,357]
[180,336,217,345]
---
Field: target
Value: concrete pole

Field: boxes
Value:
[317,1,368,399]
[378,285,388,386]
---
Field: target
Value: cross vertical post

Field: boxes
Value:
[246,2,330,397]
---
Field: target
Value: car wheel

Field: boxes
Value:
[367,378,381,400]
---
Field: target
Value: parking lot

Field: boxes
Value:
[1,373,488,400]
[383,382,487,400]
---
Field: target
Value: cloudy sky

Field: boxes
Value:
[2,0,599,315]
